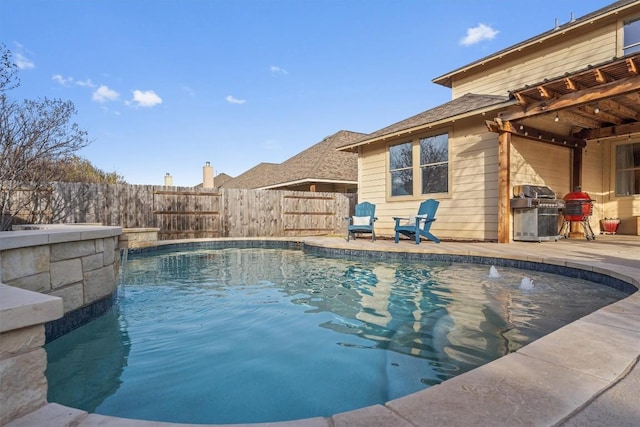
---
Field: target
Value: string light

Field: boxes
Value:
[554,113,559,122]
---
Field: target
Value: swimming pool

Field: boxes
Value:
[45,245,628,424]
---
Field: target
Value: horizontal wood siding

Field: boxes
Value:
[606,137,640,233]
[452,23,617,98]
[510,137,572,197]
[582,139,606,230]
[358,119,501,240]
[446,123,500,240]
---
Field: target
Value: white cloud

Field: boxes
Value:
[76,79,95,88]
[14,52,35,70]
[92,85,120,103]
[181,85,196,96]
[270,65,288,76]
[225,95,246,105]
[460,23,499,46]
[131,89,162,107]
[52,74,73,86]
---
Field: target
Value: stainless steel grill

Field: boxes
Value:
[510,185,564,242]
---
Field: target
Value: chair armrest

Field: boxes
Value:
[393,217,407,227]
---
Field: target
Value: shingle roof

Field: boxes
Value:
[220,130,365,189]
[337,93,510,150]
[213,173,233,187]
[219,163,280,189]
[433,0,640,88]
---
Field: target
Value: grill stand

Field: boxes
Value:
[561,191,596,241]
[559,218,596,240]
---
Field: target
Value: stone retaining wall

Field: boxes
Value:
[0,225,121,425]
[0,285,64,425]
[1,225,122,314]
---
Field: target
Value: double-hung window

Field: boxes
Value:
[389,133,449,198]
[615,142,640,196]
[390,141,414,196]
[420,134,449,194]
[623,17,640,55]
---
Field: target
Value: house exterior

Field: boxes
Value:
[221,130,364,193]
[338,0,640,242]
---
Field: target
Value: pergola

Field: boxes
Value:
[486,52,640,243]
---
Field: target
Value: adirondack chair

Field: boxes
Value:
[345,202,377,242]
[394,199,440,244]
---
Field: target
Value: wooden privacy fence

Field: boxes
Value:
[7,182,356,239]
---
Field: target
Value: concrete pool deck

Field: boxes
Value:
[7,235,640,427]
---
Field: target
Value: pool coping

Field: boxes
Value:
[8,236,640,427]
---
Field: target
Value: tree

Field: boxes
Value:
[55,155,126,184]
[0,44,91,230]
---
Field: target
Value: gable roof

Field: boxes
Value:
[337,93,511,151]
[433,0,640,88]
[213,172,233,187]
[221,130,365,190]
[219,162,280,189]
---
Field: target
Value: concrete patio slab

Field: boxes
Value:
[516,319,640,382]
[559,360,640,427]
[332,404,414,427]
[386,351,610,427]
[4,403,87,427]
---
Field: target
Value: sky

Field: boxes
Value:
[1,0,615,186]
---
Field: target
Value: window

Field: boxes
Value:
[390,142,413,196]
[420,134,449,194]
[388,133,449,198]
[616,142,640,196]
[623,17,640,55]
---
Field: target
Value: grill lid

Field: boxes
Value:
[513,185,556,199]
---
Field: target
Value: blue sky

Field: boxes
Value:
[1,0,613,186]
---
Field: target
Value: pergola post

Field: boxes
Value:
[498,130,511,243]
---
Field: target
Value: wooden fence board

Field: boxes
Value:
[7,182,351,238]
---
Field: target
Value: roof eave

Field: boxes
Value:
[432,2,639,88]
[257,178,358,190]
[337,99,516,151]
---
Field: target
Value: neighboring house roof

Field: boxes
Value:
[337,93,511,151]
[433,0,639,88]
[213,173,233,187]
[220,162,280,189]
[221,130,365,190]
[193,172,234,188]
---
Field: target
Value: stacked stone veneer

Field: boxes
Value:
[0,226,122,314]
[0,225,121,425]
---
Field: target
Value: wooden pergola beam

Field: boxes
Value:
[486,120,586,148]
[574,121,640,140]
[599,98,640,120]
[499,75,640,122]
[558,109,603,128]
[627,58,638,75]
[564,77,578,91]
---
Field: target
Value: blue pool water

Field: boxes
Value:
[45,247,627,424]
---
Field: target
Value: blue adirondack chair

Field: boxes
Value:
[394,199,440,244]
[345,202,377,242]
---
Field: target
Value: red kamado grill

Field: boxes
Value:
[559,187,596,240]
